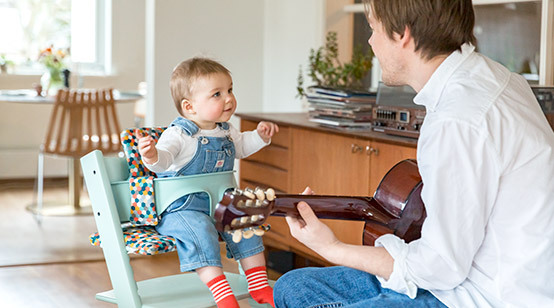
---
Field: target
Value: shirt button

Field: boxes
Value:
[201,138,209,145]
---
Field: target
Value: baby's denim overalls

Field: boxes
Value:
[155,117,264,272]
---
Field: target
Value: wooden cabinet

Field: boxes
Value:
[290,128,370,195]
[238,115,417,264]
[368,140,417,194]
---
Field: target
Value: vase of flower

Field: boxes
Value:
[38,46,68,96]
[40,68,65,96]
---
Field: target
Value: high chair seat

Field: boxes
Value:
[89,226,176,255]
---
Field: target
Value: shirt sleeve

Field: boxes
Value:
[228,122,269,159]
[375,118,500,297]
[143,127,184,173]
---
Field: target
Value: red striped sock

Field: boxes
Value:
[207,275,239,308]
[245,266,275,307]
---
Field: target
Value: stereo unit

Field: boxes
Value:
[532,86,554,132]
[373,83,425,138]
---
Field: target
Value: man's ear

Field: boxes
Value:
[398,26,413,49]
[181,99,195,115]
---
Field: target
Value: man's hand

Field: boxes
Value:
[285,187,341,258]
[256,121,279,143]
[135,129,158,165]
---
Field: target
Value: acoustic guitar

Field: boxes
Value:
[214,159,426,245]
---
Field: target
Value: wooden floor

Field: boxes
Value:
[0,179,279,307]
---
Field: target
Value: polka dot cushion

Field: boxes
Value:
[89,227,176,255]
[120,127,167,178]
[129,176,158,226]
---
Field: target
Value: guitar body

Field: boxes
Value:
[365,159,425,244]
[215,159,426,245]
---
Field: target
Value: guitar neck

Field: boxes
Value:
[271,194,398,225]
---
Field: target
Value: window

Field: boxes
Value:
[0,0,106,75]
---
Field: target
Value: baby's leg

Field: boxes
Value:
[240,252,275,307]
[197,265,239,308]
[156,206,239,308]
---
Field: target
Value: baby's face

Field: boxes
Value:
[187,72,236,129]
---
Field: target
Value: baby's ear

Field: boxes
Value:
[181,99,195,114]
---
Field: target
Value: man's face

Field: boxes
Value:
[367,11,406,86]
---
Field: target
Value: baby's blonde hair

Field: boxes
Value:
[170,57,231,116]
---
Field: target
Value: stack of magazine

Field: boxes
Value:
[306,86,377,129]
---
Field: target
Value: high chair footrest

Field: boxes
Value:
[96,272,251,307]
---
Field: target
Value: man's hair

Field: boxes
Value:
[170,57,231,116]
[364,0,476,60]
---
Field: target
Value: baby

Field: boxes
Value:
[137,57,278,308]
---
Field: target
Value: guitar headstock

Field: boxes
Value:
[214,187,276,242]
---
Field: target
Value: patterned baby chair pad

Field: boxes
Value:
[121,127,167,227]
[89,226,176,255]
[89,126,177,255]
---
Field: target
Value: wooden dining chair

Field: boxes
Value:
[32,88,122,221]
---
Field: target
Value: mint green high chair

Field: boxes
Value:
[81,149,272,307]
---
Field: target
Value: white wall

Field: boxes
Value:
[0,0,325,179]
[145,0,265,126]
[263,0,325,112]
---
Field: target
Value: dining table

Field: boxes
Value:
[0,88,143,216]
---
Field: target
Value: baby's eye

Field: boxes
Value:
[228,88,233,94]
[213,91,220,97]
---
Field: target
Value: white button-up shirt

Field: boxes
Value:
[375,44,554,307]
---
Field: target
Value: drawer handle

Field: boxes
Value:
[366,146,379,156]
[351,144,363,154]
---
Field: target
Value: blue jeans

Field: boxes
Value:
[156,193,264,272]
[273,266,447,308]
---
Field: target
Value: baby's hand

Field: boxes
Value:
[257,121,279,143]
[135,129,158,164]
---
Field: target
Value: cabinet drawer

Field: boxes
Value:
[240,160,288,193]
[247,145,289,170]
[241,119,290,148]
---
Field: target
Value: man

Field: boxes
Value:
[273,0,554,307]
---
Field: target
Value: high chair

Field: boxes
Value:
[81,126,273,308]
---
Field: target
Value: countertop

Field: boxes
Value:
[236,112,418,148]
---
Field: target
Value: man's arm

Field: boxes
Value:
[285,200,394,280]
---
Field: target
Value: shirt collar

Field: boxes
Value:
[413,44,475,112]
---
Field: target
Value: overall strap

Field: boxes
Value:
[169,117,199,136]
[170,117,230,136]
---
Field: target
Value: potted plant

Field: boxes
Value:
[297,31,374,98]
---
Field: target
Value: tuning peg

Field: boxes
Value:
[251,214,260,222]
[265,188,275,201]
[255,200,263,207]
[231,218,241,227]
[254,187,265,200]
[232,230,243,243]
[243,188,255,199]
[246,199,254,207]
[253,228,265,236]
[243,229,254,239]
[232,188,243,195]
[240,216,249,224]
[237,200,245,208]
